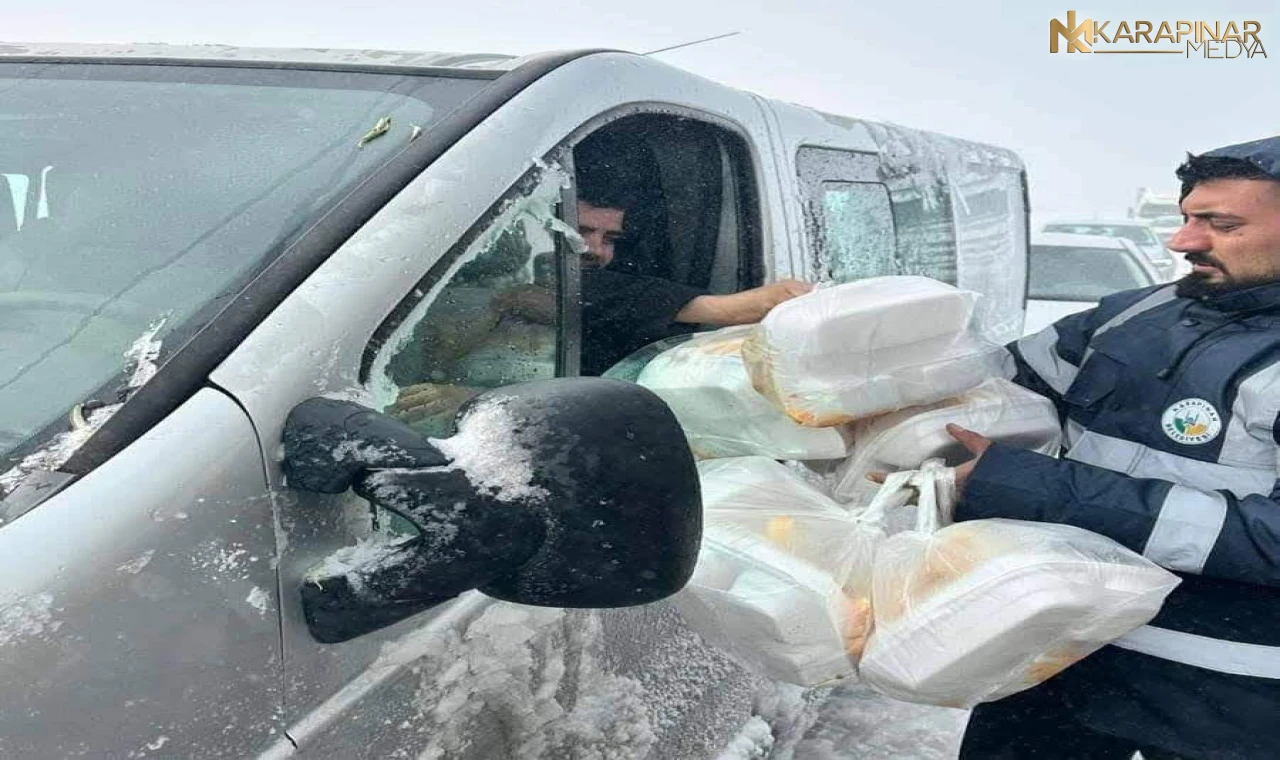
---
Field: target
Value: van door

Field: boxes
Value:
[208,55,816,758]
[0,390,283,757]
[264,164,611,759]
[259,138,778,759]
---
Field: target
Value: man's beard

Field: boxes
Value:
[1173,254,1275,298]
[1176,271,1236,298]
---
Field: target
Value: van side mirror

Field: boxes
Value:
[282,378,702,643]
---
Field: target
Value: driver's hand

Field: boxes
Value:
[675,279,814,325]
[755,279,814,310]
[491,284,557,325]
[388,382,479,426]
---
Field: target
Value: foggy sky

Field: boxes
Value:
[6,0,1278,217]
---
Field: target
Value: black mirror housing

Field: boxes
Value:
[284,378,702,643]
[469,378,701,608]
[282,397,449,492]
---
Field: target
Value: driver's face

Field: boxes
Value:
[578,201,625,269]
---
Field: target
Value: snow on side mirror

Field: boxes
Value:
[282,378,702,643]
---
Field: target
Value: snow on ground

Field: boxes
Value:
[778,681,967,760]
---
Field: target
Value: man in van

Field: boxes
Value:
[391,190,810,422]
[570,187,811,375]
[940,136,1280,758]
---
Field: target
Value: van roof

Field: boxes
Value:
[0,41,546,73]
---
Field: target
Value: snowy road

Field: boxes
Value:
[783,682,967,760]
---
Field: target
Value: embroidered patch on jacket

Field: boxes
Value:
[1161,398,1223,445]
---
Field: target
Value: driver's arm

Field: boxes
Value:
[674,280,813,325]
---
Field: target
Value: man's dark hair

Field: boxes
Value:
[1176,153,1278,202]
[576,180,638,214]
[573,127,650,214]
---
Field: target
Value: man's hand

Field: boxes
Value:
[388,382,478,426]
[945,424,992,495]
[492,284,557,325]
[867,423,993,498]
[675,279,813,325]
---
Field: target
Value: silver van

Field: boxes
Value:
[0,43,1029,758]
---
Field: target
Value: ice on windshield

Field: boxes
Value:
[124,319,166,389]
[0,322,167,500]
[0,62,488,470]
[0,591,60,648]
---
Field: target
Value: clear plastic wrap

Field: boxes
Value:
[636,326,853,460]
[673,457,889,686]
[831,378,1062,503]
[741,276,1013,427]
[858,463,1181,708]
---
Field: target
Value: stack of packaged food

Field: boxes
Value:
[641,276,1180,704]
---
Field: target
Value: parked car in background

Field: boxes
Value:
[1145,214,1192,276]
[1129,187,1185,260]
[1039,217,1176,281]
[1145,213,1185,245]
[1024,231,1159,335]
[1130,187,1181,223]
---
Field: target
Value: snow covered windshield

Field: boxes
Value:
[0,62,487,477]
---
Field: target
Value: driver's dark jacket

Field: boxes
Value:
[965,280,1280,758]
[579,268,705,376]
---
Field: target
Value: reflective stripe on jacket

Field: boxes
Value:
[965,280,1280,682]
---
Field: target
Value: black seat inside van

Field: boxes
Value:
[573,115,727,291]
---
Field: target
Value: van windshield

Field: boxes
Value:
[0,63,488,489]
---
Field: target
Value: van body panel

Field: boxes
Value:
[0,45,1031,757]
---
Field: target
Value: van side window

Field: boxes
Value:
[950,166,1028,342]
[797,147,898,282]
[815,181,896,281]
[365,169,569,438]
[889,190,957,282]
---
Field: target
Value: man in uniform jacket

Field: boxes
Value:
[948,136,1280,759]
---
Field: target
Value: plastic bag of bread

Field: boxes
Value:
[858,461,1181,707]
[741,277,1012,427]
[673,457,899,686]
[830,378,1062,503]
[637,326,853,460]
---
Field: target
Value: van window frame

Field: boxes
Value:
[359,103,771,388]
[796,145,901,282]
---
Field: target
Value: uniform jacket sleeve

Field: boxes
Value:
[972,286,1280,587]
[963,443,1280,587]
